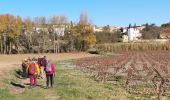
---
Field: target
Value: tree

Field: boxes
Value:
[66,12,96,51]
[50,15,68,25]
[85,34,96,47]
[0,14,23,54]
[23,17,34,52]
[69,23,96,51]
[141,24,161,39]
[49,15,69,53]
[161,22,170,38]
[95,31,121,43]
[79,11,88,25]
[0,13,95,53]
[103,25,110,32]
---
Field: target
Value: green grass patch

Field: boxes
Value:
[0,89,14,100]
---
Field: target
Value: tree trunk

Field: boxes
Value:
[42,42,44,53]
[0,36,3,54]
[42,31,45,53]
[29,32,31,53]
[3,33,7,54]
[7,43,9,54]
[53,33,56,53]
[9,42,12,54]
[53,40,56,53]
[56,41,60,53]
[38,42,40,53]
[16,38,20,54]
[28,41,30,53]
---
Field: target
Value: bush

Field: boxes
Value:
[88,48,99,54]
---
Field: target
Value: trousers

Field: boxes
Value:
[29,75,37,86]
[46,74,54,87]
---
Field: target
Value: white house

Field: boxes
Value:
[110,26,120,32]
[93,26,120,32]
[53,25,67,36]
[121,25,145,42]
[53,27,65,36]
[127,27,142,41]
[122,34,129,42]
[93,26,103,32]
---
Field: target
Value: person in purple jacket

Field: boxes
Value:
[45,60,55,88]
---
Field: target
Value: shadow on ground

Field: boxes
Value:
[11,69,45,89]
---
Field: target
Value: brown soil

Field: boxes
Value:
[0,52,97,72]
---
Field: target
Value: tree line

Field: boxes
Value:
[141,23,170,39]
[0,12,97,54]
[1,12,170,54]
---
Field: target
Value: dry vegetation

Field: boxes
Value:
[97,42,170,52]
[74,51,170,99]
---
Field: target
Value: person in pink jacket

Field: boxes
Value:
[45,60,55,88]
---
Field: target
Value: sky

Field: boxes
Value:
[0,0,170,27]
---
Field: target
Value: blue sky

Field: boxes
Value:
[0,0,170,26]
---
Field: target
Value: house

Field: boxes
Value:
[34,24,68,36]
[122,34,128,42]
[121,25,145,42]
[93,25,120,32]
[53,24,69,36]
[34,27,48,34]
[127,26,142,41]
[93,26,103,32]
[110,26,121,32]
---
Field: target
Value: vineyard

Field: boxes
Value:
[74,51,170,99]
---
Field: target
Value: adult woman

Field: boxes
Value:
[45,60,55,88]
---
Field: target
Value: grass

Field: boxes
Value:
[54,61,131,100]
[0,60,164,100]
[0,89,14,100]
[55,69,127,100]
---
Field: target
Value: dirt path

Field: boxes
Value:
[0,52,97,69]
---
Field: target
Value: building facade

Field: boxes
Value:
[121,25,145,42]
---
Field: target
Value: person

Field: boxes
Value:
[26,60,40,88]
[27,57,31,63]
[37,56,42,78]
[45,60,55,88]
[22,59,28,78]
[41,56,47,67]
[37,56,42,66]
[39,56,47,79]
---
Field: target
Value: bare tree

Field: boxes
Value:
[79,11,88,25]
[141,24,161,39]
[49,15,68,53]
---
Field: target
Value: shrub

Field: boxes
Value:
[88,48,99,54]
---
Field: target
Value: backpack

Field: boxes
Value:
[28,63,36,75]
[46,63,52,73]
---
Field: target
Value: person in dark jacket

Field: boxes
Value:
[41,56,47,67]
[45,60,55,88]
[39,56,47,79]
[22,59,28,78]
